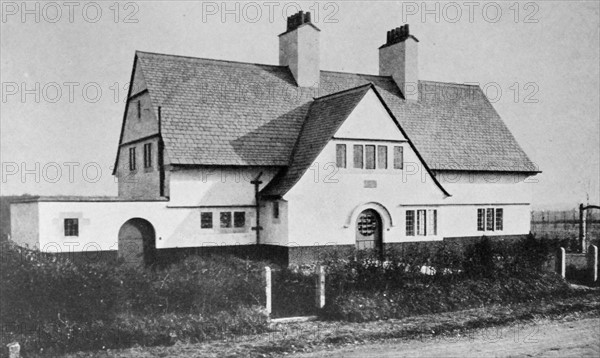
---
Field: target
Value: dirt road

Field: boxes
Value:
[291,317,600,358]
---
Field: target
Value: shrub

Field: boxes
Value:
[0,242,269,356]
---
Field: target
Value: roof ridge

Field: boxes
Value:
[136,50,285,69]
[313,82,373,101]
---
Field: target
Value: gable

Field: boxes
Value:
[131,62,148,96]
[334,89,406,141]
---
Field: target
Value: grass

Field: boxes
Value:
[60,289,600,358]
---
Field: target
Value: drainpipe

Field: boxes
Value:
[158,106,165,197]
[251,172,263,245]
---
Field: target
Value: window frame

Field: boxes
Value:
[406,210,415,236]
[143,143,153,169]
[353,145,364,169]
[393,146,404,169]
[365,145,376,170]
[377,145,388,169]
[129,147,136,171]
[64,218,79,237]
[416,209,426,236]
[200,212,213,229]
[233,211,246,228]
[478,207,504,232]
[336,144,346,168]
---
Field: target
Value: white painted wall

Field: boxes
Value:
[168,167,278,207]
[15,200,258,253]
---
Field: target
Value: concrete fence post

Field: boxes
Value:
[556,247,566,278]
[588,245,598,283]
[315,265,326,309]
[7,342,20,358]
[263,266,271,315]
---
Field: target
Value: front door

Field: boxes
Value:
[355,209,383,251]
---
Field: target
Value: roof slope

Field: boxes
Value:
[262,84,372,196]
[134,51,537,172]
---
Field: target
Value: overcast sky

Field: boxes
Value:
[1,1,598,210]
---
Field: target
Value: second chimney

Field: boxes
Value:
[379,24,419,101]
[279,11,321,87]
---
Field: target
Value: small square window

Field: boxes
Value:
[336,144,346,168]
[64,218,79,237]
[200,212,213,229]
[353,145,363,169]
[220,212,232,228]
[234,212,246,228]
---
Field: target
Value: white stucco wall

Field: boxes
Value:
[168,167,278,207]
[16,200,259,253]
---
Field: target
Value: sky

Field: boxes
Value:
[1,1,599,210]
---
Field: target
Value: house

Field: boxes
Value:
[10,13,539,266]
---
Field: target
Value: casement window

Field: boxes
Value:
[336,144,346,168]
[143,143,152,168]
[234,212,246,228]
[273,201,279,219]
[353,145,364,169]
[200,212,213,229]
[416,210,426,236]
[495,209,503,231]
[377,146,388,169]
[393,146,404,169]
[427,209,437,236]
[405,210,415,236]
[477,208,503,231]
[220,212,232,228]
[365,145,376,170]
[129,147,136,171]
[351,144,389,170]
[64,218,79,237]
[477,209,485,231]
[406,209,437,236]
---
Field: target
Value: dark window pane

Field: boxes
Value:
[495,208,503,231]
[477,209,485,231]
[406,210,415,236]
[273,202,279,219]
[486,208,494,231]
[64,218,79,237]
[377,146,387,169]
[234,212,245,228]
[365,145,375,169]
[144,143,152,168]
[220,212,232,228]
[200,212,213,229]
[336,144,346,168]
[393,146,403,169]
[353,145,363,169]
[129,147,136,171]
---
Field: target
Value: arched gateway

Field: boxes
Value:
[118,218,156,266]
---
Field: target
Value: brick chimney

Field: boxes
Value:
[379,24,419,101]
[279,11,320,87]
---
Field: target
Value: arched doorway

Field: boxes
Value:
[118,218,156,266]
[355,209,383,252]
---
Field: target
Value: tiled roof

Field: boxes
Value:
[135,51,538,173]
